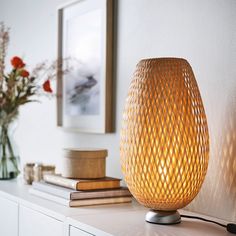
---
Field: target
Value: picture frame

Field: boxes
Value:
[57,0,113,133]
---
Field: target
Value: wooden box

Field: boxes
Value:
[62,148,107,179]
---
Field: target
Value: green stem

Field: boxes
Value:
[0,124,19,178]
[0,125,8,178]
[6,133,19,174]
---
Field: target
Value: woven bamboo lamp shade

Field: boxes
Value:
[120,58,209,224]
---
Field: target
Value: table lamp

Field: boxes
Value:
[120,58,209,225]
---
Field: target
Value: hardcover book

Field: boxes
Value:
[43,174,121,190]
[29,188,132,207]
[32,181,132,200]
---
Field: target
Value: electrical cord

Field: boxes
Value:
[181,214,236,234]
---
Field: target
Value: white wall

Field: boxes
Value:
[0,0,236,222]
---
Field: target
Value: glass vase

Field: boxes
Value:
[0,122,20,179]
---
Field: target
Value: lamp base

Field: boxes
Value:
[145,210,181,225]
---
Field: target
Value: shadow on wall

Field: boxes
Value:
[211,87,236,220]
[187,85,236,222]
[218,88,236,220]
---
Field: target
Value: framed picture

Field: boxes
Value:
[57,0,113,133]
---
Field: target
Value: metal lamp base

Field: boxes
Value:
[145,210,181,225]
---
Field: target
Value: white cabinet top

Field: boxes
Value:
[0,179,230,236]
[67,210,229,236]
[0,179,143,221]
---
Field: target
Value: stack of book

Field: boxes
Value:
[29,174,132,207]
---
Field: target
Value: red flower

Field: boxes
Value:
[11,56,25,69]
[43,80,53,93]
[20,69,30,78]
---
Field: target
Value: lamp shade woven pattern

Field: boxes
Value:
[120,58,209,211]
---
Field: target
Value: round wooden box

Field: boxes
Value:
[62,148,107,179]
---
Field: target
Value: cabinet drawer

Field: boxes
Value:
[19,205,63,236]
[0,196,18,236]
[70,226,94,236]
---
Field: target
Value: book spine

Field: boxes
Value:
[71,189,131,200]
[44,175,77,190]
[70,197,132,207]
[78,181,120,190]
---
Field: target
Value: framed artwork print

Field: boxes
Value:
[57,0,113,133]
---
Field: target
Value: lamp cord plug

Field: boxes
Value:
[180,214,236,234]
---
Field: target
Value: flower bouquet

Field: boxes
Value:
[0,22,68,179]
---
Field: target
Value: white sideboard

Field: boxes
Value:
[0,179,230,236]
[0,196,18,236]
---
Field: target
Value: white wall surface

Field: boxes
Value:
[0,0,236,222]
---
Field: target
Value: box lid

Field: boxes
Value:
[63,148,108,159]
